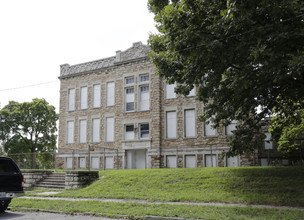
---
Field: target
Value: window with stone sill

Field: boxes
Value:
[125,87,135,112]
[93,84,101,108]
[124,124,135,140]
[184,109,196,137]
[139,123,149,139]
[106,82,115,106]
[80,87,88,109]
[166,83,177,99]
[139,85,150,111]
[166,111,177,139]
[204,120,216,136]
[68,88,75,111]
[67,121,74,144]
[225,120,237,136]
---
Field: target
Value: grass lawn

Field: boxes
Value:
[10,198,304,220]
[48,167,304,207]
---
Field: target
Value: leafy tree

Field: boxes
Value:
[148,0,304,155]
[0,98,58,168]
[269,99,304,162]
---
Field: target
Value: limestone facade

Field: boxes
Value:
[58,42,255,169]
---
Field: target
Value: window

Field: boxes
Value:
[264,133,273,150]
[92,118,100,143]
[124,125,134,140]
[125,77,134,85]
[79,120,87,143]
[188,87,195,97]
[140,74,149,83]
[67,121,74,143]
[204,118,216,136]
[106,82,115,106]
[185,109,196,137]
[205,154,217,167]
[91,157,100,169]
[166,155,177,168]
[106,117,114,142]
[68,89,75,111]
[93,84,101,108]
[140,123,149,139]
[78,157,86,168]
[105,157,114,169]
[139,86,150,111]
[80,87,88,109]
[166,83,176,99]
[66,157,73,169]
[125,87,134,112]
[226,120,237,135]
[166,111,177,138]
[185,155,196,168]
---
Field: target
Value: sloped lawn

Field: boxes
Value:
[52,167,304,207]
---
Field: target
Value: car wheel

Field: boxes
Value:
[0,200,10,213]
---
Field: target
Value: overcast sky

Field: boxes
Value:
[0,0,157,112]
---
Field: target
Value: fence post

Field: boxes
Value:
[54,151,57,172]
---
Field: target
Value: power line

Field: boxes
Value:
[0,80,58,92]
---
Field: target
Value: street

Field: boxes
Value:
[0,211,122,220]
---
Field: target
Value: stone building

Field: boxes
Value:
[57,42,257,169]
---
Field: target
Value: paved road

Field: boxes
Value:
[0,211,121,220]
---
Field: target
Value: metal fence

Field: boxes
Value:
[6,152,56,170]
[4,148,120,170]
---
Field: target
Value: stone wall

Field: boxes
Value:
[65,171,99,189]
[22,170,53,188]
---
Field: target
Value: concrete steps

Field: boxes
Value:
[34,173,65,189]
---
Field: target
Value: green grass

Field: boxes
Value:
[50,167,304,207]
[10,198,304,220]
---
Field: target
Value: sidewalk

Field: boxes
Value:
[21,195,304,211]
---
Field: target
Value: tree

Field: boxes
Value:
[0,98,58,168]
[148,0,304,155]
[269,99,304,162]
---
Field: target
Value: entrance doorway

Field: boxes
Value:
[126,149,146,169]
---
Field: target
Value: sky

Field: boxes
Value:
[0,0,157,112]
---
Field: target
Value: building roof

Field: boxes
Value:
[59,42,150,79]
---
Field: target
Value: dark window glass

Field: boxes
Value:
[0,159,19,173]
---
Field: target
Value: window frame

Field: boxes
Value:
[204,118,217,137]
[166,111,177,139]
[184,109,196,138]
[106,82,115,106]
[80,86,88,110]
[93,84,101,108]
[67,121,74,144]
[139,123,150,139]
[225,120,237,136]
[124,124,135,140]
[165,83,177,99]
[125,87,135,112]
[139,74,149,83]
[68,88,75,111]
[139,85,150,111]
[92,118,100,143]
[79,119,87,143]
[125,76,135,85]
[106,117,114,142]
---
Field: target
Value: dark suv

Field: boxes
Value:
[0,156,24,212]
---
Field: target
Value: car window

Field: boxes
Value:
[0,159,19,173]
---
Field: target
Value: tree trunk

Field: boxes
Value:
[31,148,36,169]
